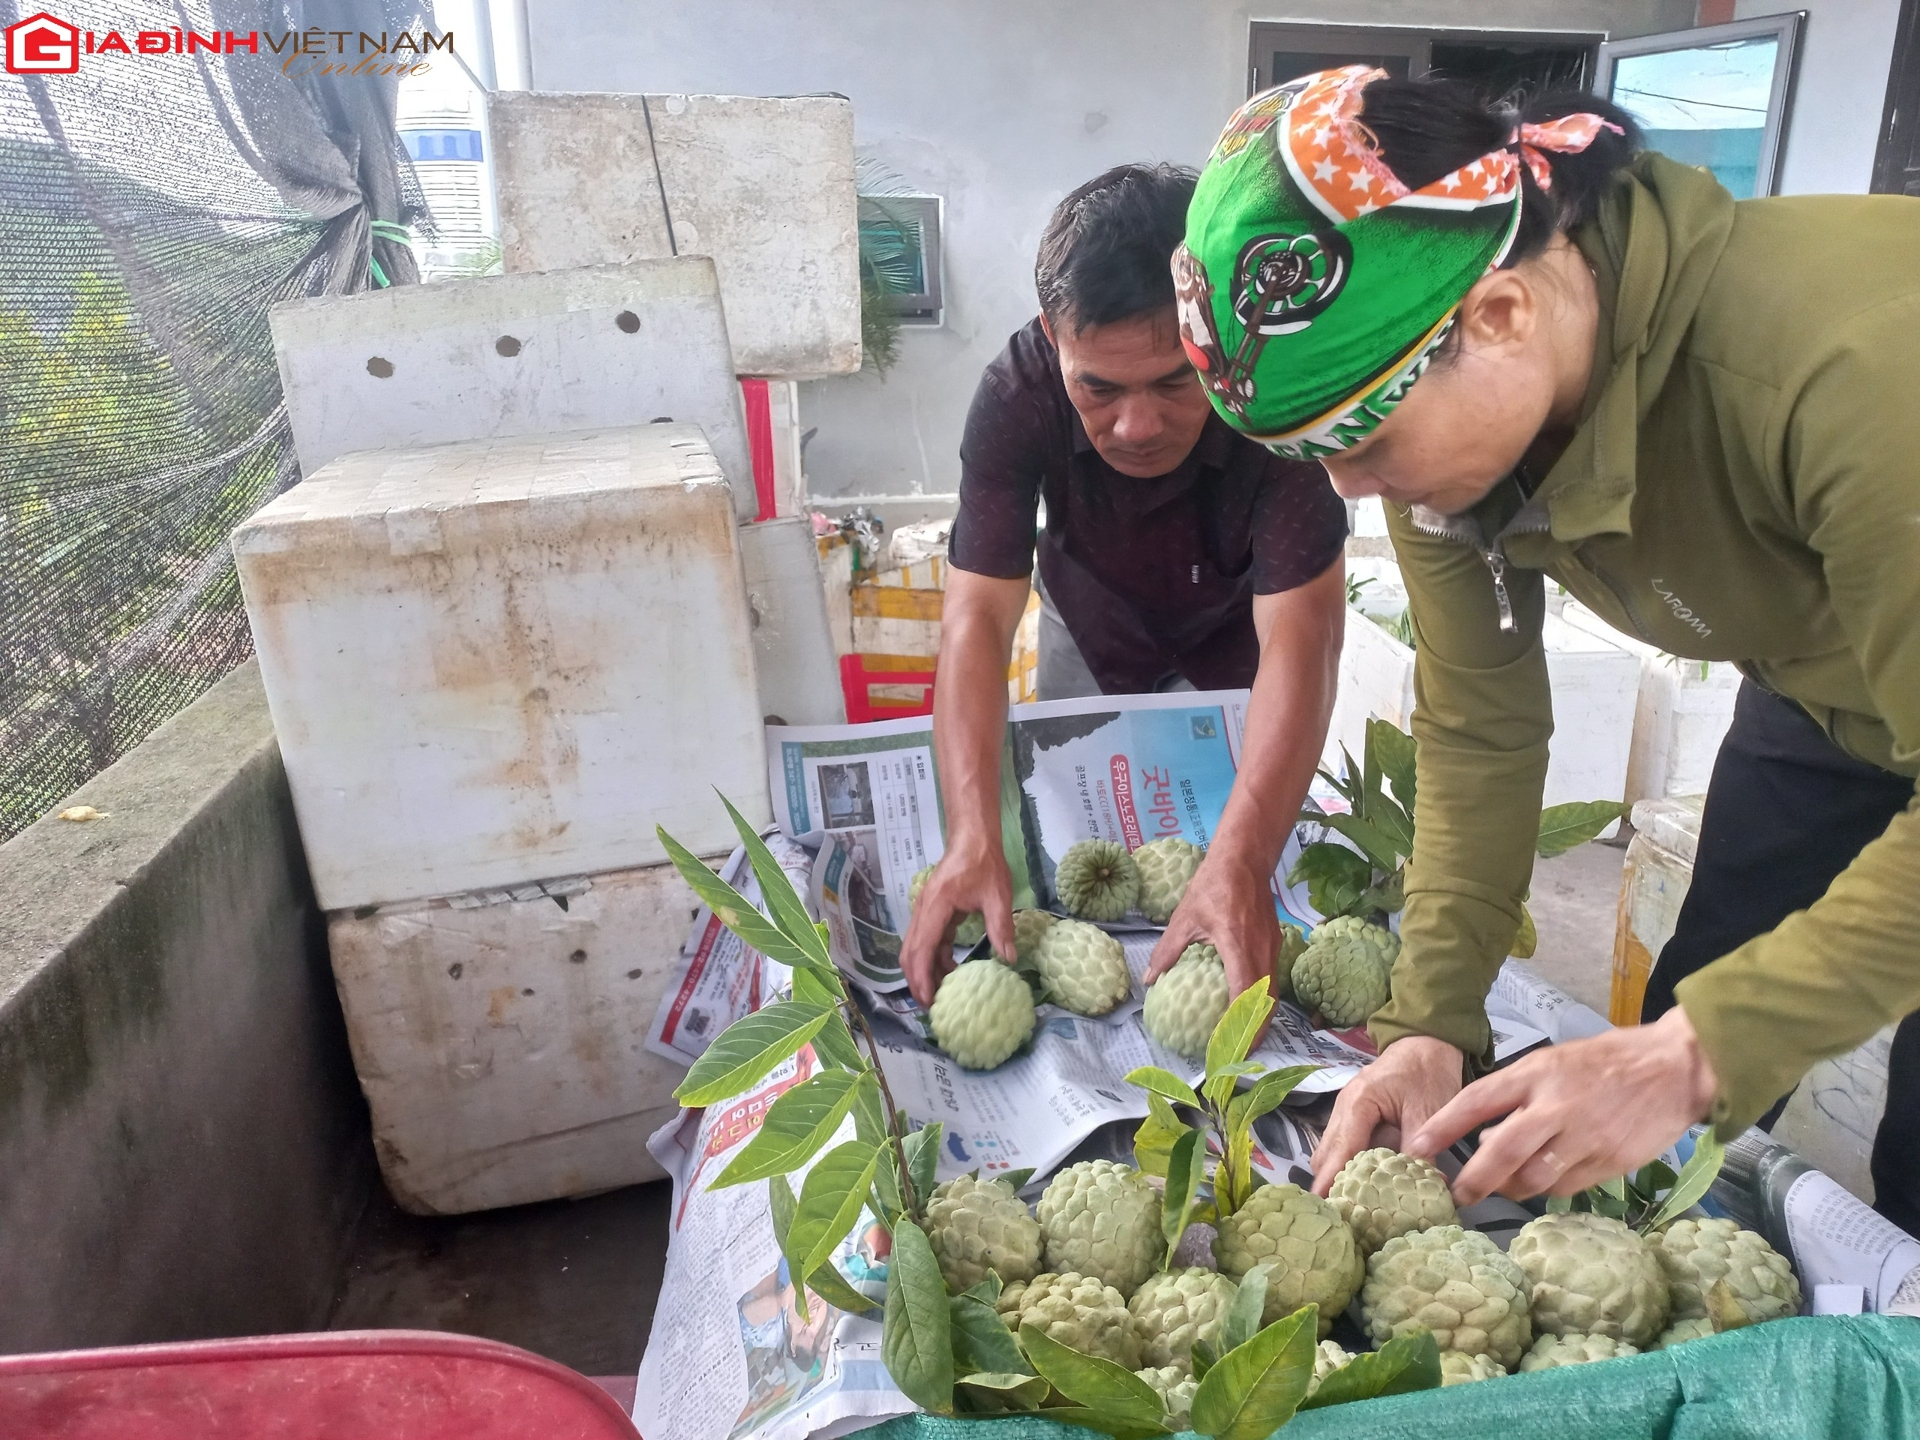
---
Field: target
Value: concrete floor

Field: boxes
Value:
[326,1180,670,1382]
[1520,837,1628,1018]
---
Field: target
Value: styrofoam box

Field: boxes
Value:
[328,863,708,1215]
[233,424,771,912]
[268,259,759,519]
[490,92,860,380]
[1330,584,1641,834]
[1561,600,1741,806]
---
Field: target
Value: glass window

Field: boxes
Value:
[1607,37,1780,198]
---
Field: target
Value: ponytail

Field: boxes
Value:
[1355,78,1642,264]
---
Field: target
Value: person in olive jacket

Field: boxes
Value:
[1169,67,1920,1226]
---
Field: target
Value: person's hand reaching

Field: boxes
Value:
[1310,1035,1466,1194]
[899,837,1017,1008]
[1145,848,1282,1014]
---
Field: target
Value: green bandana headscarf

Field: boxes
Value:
[1175,66,1617,460]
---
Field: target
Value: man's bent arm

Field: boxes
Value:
[1149,559,1344,997]
[901,568,1032,1005]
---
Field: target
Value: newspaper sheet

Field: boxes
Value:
[647,835,815,1068]
[635,1048,908,1440]
[768,690,1323,991]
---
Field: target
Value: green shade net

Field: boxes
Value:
[866,1317,1920,1440]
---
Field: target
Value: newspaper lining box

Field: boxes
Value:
[328,861,712,1215]
[234,424,772,911]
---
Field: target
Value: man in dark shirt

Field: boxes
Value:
[903,163,1349,1009]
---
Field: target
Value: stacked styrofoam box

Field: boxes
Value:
[235,425,766,1213]
[488,92,861,380]
[1329,561,1640,832]
[1561,600,1741,805]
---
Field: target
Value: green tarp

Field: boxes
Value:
[866,1316,1920,1440]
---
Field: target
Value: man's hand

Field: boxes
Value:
[1405,1006,1718,1205]
[1310,1036,1465,1195]
[899,838,1018,1008]
[1146,850,1282,1003]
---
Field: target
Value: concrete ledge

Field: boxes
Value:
[0,661,372,1352]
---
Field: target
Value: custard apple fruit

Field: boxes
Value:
[1037,1160,1162,1298]
[910,864,984,947]
[1054,839,1140,921]
[1439,1350,1507,1385]
[1307,1340,1352,1395]
[1142,944,1230,1059]
[1292,917,1398,1028]
[1360,1224,1531,1368]
[1213,1183,1363,1336]
[998,1271,1140,1368]
[929,959,1035,1070]
[1510,1212,1669,1346]
[1134,838,1204,924]
[1517,1333,1640,1372]
[1653,1218,1801,1325]
[923,1174,1042,1292]
[1013,908,1058,964]
[1329,1148,1459,1255]
[1034,920,1131,1016]
[1654,1317,1716,1349]
[1128,1266,1235,1372]
[1134,1366,1198,1424]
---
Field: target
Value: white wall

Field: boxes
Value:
[1736,0,1901,195]
[531,1,1692,502]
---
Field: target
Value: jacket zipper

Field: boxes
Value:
[1408,507,1526,635]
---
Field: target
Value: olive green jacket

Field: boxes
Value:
[1371,154,1920,1134]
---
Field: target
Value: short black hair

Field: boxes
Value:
[1034,163,1198,333]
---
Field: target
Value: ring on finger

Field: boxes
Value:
[1538,1148,1569,1177]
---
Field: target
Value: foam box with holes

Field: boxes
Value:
[489,91,860,379]
[327,860,713,1214]
[232,423,770,911]
[267,258,758,519]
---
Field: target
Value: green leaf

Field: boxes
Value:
[1638,1159,1680,1196]
[1367,717,1417,818]
[711,1070,874,1188]
[1298,1328,1439,1409]
[1188,1305,1316,1440]
[1647,1129,1727,1232]
[884,1219,954,1414]
[852,1070,890,1145]
[1126,1066,1203,1109]
[807,1261,882,1316]
[811,1011,867,1074]
[1356,868,1407,918]
[1190,1338,1217,1380]
[1227,1066,1321,1136]
[1202,1060,1266,1112]
[1597,1174,1629,1203]
[720,793,830,968]
[1313,812,1406,874]
[1546,1193,1573,1213]
[1535,800,1630,858]
[788,1140,883,1286]
[1163,1127,1205,1262]
[674,1002,835,1107]
[961,1274,1004,1306]
[998,1167,1036,1194]
[1133,1096,1192,1180]
[792,963,849,1010]
[769,1174,798,1251]
[1206,983,1275,1081]
[1219,1264,1272,1355]
[1285,843,1375,920]
[902,1122,944,1213]
[956,1372,1051,1413]
[1019,1324,1166,1427]
[658,826,827,974]
[871,1146,903,1226]
[950,1293,1029,1377]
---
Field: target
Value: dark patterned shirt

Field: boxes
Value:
[949,318,1348,692]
